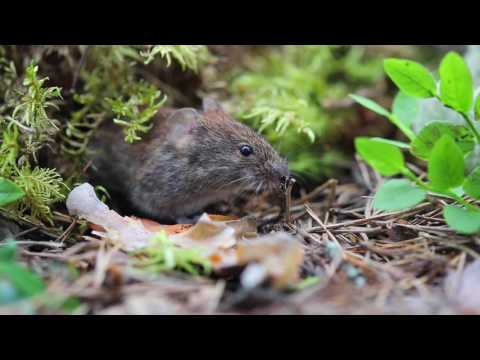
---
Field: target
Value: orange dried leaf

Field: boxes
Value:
[207,214,240,221]
[164,224,193,235]
[89,223,105,232]
[170,214,237,256]
[130,217,193,234]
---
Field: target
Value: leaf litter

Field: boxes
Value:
[3,159,480,314]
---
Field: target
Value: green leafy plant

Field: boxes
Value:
[0,59,66,224]
[61,46,141,158]
[62,45,210,164]
[134,231,211,276]
[8,63,62,164]
[11,63,62,132]
[107,81,167,143]
[0,125,20,177]
[140,45,211,71]
[0,241,83,313]
[352,51,480,234]
[12,166,66,224]
[0,177,24,206]
[290,276,321,291]
[0,241,45,305]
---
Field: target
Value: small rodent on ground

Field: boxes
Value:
[88,98,290,223]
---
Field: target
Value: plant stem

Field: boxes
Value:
[445,191,479,211]
[389,115,416,142]
[460,112,480,144]
[402,168,429,189]
[434,95,480,143]
[402,167,480,211]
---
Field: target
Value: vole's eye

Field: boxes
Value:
[239,145,253,157]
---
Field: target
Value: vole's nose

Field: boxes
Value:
[280,175,295,187]
[273,161,290,184]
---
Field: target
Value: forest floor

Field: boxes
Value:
[1,156,479,315]
[1,45,478,315]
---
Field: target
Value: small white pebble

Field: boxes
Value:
[241,263,268,289]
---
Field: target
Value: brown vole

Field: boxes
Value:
[88,98,290,222]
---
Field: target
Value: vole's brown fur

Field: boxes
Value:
[88,99,289,222]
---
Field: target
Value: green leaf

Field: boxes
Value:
[450,186,465,198]
[291,276,321,291]
[0,242,16,262]
[373,179,427,211]
[302,128,316,143]
[384,58,436,98]
[370,137,410,149]
[463,166,480,199]
[59,297,83,313]
[411,121,474,160]
[355,137,406,176]
[0,178,25,207]
[0,263,45,297]
[475,94,480,120]
[0,279,20,305]
[392,91,418,127]
[428,135,465,191]
[0,241,45,298]
[439,52,474,113]
[350,93,416,141]
[349,95,391,118]
[443,205,480,234]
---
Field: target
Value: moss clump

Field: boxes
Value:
[0,45,212,226]
[214,45,386,179]
[107,80,167,144]
[0,59,65,224]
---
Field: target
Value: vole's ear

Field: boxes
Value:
[167,108,201,139]
[202,97,224,112]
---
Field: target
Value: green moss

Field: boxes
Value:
[107,80,167,143]
[0,45,213,226]
[0,59,66,224]
[140,45,211,71]
[134,231,212,276]
[223,45,385,179]
[12,166,66,225]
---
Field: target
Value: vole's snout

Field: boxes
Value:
[271,160,290,189]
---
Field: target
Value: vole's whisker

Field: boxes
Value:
[255,180,264,195]
[218,175,253,190]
